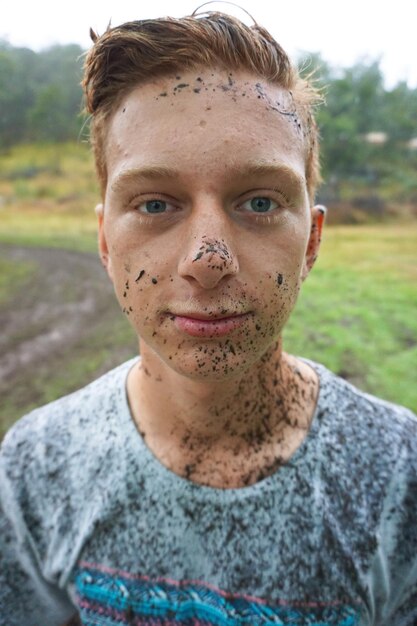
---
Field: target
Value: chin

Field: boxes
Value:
[157,342,264,383]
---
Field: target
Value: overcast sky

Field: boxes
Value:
[2,0,417,88]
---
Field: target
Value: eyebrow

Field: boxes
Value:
[111,165,180,193]
[110,161,305,193]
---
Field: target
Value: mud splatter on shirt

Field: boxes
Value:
[0,358,416,625]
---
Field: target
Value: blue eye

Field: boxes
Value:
[141,200,167,214]
[241,197,279,213]
[250,197,272,212]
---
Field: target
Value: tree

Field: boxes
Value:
[0,40,84,147]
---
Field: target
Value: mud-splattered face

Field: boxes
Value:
[99,69,323,381]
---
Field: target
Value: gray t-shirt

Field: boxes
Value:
[1,358,416,625]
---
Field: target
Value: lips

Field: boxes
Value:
[168,311,252,337]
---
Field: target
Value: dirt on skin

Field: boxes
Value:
[0,244,137,436]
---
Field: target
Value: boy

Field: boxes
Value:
[1,10,416,626]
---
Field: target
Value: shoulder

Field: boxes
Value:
[304,361,417,611]
[0,358,138,606]
[307,358,417,452]
[0,358,138,505]
[304,359,417,520]
[3,357,137,436]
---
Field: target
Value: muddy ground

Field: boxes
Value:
[0,244,137,437]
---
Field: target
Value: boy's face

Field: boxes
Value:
[98,69,323,380]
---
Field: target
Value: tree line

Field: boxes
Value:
[301,55,417,194]
[0,42,84,146]
[1,40,416,208]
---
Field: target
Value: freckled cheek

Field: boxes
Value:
[107,257,141,317]
[115,272,168,335]
[253,271,301,334]
[119,286,158,331]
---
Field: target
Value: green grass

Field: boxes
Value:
[0,142,99,253]
[0,212,98,252]
[284,225,417,410]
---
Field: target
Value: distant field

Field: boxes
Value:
[0,142,98,251]
[285,225,417,411]
[0,144,416,436]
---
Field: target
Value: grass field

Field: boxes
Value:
[1,143,416,433]
[285,225,417,410]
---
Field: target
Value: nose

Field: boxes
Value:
[178,233,239,290]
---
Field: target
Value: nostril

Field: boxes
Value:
[178,235,239,288]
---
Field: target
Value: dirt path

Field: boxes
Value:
[0,244,136,434]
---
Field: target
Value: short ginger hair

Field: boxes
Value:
[82,11,322,203]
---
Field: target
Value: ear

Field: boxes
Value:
[96,203,114,282]
[301,205,326,281]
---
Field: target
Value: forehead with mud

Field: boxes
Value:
[122,71,305,139]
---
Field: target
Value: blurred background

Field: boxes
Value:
[1,0,416,436]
